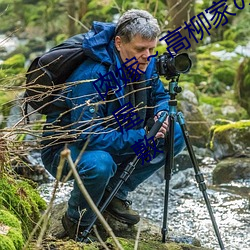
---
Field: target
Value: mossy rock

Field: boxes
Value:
[28,237,211,250]
[235,58,250,116]
[106,237,210,250]
[0,54,26,86]
[1,54,25,68]
[44,202,211,250]
[209,120,250,160]
[0,209,24,250]
[199,92,249,122]
[212,67,235,86]
[217,40,237,52]
[213,157,250,184]
[0,174,47,239]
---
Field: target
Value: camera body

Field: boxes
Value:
[156,52,192,80]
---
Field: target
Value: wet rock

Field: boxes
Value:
[12,150,51,183]
[181,89,198,105]
[179,100,211,148]
[199,103,213,118]
[46,202,210,250]
[209,120,250,160]
[170,169,193,189]
[221,105,237,116]
[153,148,212,183]
[213,157,250,184]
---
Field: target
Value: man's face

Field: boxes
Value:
[115,35,157,73]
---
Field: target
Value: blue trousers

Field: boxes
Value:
[41,123,185,226]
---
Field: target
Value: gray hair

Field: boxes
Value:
[115,9,160,43]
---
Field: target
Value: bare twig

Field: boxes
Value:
[61,148,124,250]
[93,225,110,250]
[169,0,193,28]
[134,220,142,250]
[68,14,90,31]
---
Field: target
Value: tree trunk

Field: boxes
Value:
[78,0,88,20]
[67,0,76,36]
[166,0,196,57]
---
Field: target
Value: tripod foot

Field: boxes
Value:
[161,227,168,243]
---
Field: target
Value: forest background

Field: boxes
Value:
[0,0,250,126]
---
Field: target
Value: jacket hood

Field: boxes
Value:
[82,21,116,65]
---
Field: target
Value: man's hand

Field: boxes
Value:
[154,111,169,139]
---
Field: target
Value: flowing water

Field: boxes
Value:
[38,156,250,250]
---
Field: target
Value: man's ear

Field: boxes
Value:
[115,36,122,51]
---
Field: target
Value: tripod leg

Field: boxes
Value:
[177,112,225,250]
[81,158,139,240]
[162,114,175,243]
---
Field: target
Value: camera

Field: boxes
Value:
[156,52,192,80]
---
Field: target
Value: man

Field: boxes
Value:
[41,9,185,241]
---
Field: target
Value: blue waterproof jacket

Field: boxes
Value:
[44,21,170,156]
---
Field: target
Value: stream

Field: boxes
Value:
[38,155,250,250]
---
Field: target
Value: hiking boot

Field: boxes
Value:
[61,213,97,243]
[105,196,140,225]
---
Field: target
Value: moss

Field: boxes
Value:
[209,120,250,151]
[192,42,241,94]
[199,95,224,107]
[199,91,249,122]
[0,54,26,86]
[213,120,250,133]
[0,175,46,239]
[213,67,235,86]
[0,235,16,250]
[7,228,24,249]
[0,209,24,249]
[84,243,100,250]
[1,54,25,69]
[217,40,237,52]
[155,44,168,56]
[29,239,98,250]
[55,34,69,45]
[0,209,21,229]
[106,237,209,250]
[243,74,250,88]
[198,41,236,54]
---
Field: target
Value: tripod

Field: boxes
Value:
[82,76,225,250]
[161,76,225,249]
[81,111,168,241]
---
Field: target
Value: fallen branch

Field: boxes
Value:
[62,148,124,250]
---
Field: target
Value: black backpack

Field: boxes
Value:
[24,34,87,115]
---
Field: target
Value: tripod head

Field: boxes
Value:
[168,76,182,100]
